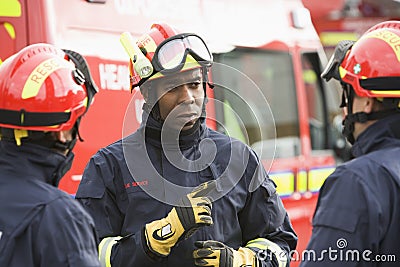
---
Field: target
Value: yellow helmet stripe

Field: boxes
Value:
[363,30,400,62]
[22,58,73,99]
[339,66,347,79]
[371,90,400,96]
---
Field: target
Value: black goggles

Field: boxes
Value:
[321,40,355,82]
[151,33,213,74]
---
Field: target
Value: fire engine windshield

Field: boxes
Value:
[212,49,299,159]
[212,48,342,160]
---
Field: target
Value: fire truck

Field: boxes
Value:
[0,0,345,262]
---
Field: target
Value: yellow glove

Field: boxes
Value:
[144,181,216,257]
[193,240,259,267]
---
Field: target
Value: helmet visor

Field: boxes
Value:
[153,33,212,73]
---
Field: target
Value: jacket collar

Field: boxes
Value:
[351,114,400,157]
[140,111,207,150]
[0,141,66,185]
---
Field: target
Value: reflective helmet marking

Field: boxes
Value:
[363,29,400,62]
[22,57,73,99]
[371,90,400,96]
[0,43,94,132]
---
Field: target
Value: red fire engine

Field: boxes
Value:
[0,0,346,263]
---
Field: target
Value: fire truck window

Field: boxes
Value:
[212,49,300,159]
[302,53,325,150]
[301,52,342,152]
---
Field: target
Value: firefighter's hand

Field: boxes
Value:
[144,181,215,257]
[193,240,259,267]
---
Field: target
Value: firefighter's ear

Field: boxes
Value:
[55,130,73,144]
[363,97,375,113]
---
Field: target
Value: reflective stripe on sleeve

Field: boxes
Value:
[98,236,122,267]
[246,238,287,267]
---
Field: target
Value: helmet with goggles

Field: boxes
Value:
[0,43,97,133]
[322,21,400,99]
[124,23,213,91]
[322,21,400,144]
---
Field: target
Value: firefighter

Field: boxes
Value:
[0,43,100,266]
[300,21,400,266]
[76,23,297,267]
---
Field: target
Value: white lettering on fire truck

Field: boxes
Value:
[98,63,130,91]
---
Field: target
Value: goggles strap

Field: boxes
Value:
[343,108,400,144]
[365,109,400,121]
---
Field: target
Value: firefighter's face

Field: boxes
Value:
[155,68,204,131]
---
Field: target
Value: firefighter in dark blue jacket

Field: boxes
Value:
[300,21,400,266]
[0,44,100,266]
[76,23,297,267]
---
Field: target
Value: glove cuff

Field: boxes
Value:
[236,247,259,267]
[144,208,185,257]
[246,238,288,267]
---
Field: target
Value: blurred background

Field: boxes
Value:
[1,1,399,265]
[303,0,400,56]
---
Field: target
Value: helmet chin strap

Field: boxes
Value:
[341,85,400,144]
[341,85,357,144]
[343,106,400,145]
[51,124,79,186]
[0,125,79,187]
[342,111,366,145]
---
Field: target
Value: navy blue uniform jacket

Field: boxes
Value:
[0,141,100,267]
[76,114,297,266]
[301,115,400,266]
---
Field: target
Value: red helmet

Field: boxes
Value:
[127,23,212,91]
[338,21,400,98]
[321,21,400,144]
[0,43,92,132]
[129,23,179,89]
